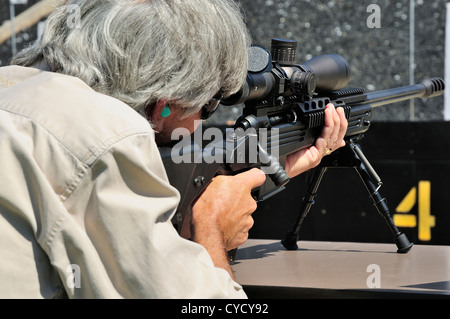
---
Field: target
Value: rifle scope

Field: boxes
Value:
[222,39,351,106]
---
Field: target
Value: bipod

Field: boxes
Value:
[281,139,413,254]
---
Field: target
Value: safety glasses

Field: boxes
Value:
[201,90,224,120]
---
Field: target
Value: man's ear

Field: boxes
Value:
[149,100,168,132]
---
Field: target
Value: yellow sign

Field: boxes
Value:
[393,181,435,241]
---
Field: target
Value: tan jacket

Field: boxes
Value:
[0,66,246,298]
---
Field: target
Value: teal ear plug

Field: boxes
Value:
[161,105,171,118]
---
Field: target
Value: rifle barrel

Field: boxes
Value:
[362,78,445,108]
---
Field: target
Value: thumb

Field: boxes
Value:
[234,168,267,190]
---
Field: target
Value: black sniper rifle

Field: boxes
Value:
[159,38,445,254]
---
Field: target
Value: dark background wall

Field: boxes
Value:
[0,1,448,246]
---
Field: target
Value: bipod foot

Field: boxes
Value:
[394,233,414,254]
[281,230,299,250]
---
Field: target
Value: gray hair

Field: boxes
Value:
[11,0,251,117]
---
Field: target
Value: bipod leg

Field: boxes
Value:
[349,141,413,254]
[281,165,328,250]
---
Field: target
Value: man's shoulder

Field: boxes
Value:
[1,65,144,121]
[0,66,154,162]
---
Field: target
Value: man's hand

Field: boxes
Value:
[191,168,266,276]
[285,103,348,178]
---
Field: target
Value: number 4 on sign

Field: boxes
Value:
[393,181,435,241]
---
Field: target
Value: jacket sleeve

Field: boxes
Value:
[49,132,247,298]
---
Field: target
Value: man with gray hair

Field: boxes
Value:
[0,0,347,298]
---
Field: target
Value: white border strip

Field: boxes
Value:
[445,3,450,120]
[409,0,415,121]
